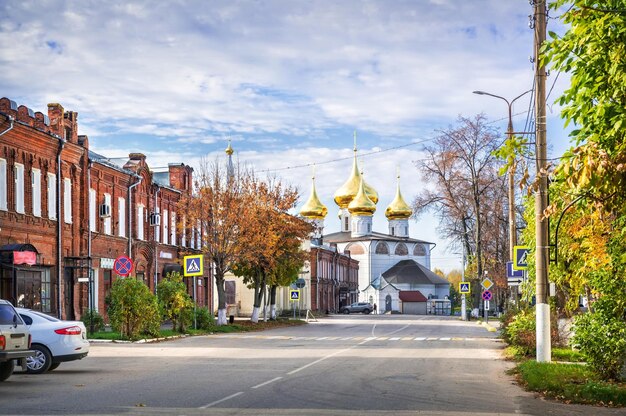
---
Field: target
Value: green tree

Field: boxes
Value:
[108,277,160,340]
[157,272,193,333]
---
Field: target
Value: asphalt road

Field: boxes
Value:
[1,315,623,416]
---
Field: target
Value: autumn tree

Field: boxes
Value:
[181,159,255,325]
[232,177,311,322]
[413,114,509,307]
[542,0,626,380]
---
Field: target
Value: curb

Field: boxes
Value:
[477,321,498,332]
[88,334,189,344]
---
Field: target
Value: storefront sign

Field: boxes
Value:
[100,258,115,269]
[159,251,173,259]
[13,251,36,265]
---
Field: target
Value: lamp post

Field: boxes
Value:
[472,89,532,262]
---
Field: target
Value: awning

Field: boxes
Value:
[162,263,183,277]
[0,244,38,265]
[399,290,428,302]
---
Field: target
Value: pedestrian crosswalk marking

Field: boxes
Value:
[214,334,498,342]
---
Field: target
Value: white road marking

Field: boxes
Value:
[414,337,426,341]
[389,337,401,341]
[199,391,244,408]
[252,377,283,389]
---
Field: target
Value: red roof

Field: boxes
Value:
[399,291,428,302]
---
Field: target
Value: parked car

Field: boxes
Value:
[0,300,34,381]
[340,302,374,314]
[16,308,89,374]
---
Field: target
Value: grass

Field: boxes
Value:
[88,318,307,340]
[504,345,586,363]
[515,360,626,407]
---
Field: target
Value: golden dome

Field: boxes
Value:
[300,176,327,220]
[385,174,412,220]
[333,138,378,207]
[225,140,234,155]
[348,177,376,216]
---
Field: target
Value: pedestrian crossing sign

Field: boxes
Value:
[183,254,204,276]
[290,289,300,301]
[459,282,470,294]
[513,246,530,270]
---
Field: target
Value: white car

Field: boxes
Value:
[16,308,89,374]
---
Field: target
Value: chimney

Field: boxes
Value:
[47,103,65,138]
[168,163,193,192]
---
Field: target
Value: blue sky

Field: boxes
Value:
[0,1,571,272]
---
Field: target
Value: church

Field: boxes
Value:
[299,141,450,314]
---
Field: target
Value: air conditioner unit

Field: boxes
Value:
[99,203,111,218]
[149,212,161,226]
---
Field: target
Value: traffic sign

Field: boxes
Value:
[513,246,530,270]
[184,255,204,277]
[481,290,492,301]
[113,255,133,277]
[508,278,523,287]
[481,277,493,290]
[290,289,300,301]
[506,261,524,278]
[459,282,470,294]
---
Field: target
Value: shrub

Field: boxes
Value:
[81,309,105,333]
[157,272,193,333]
[194,307,215,330]
[573,310,626,381]
[502,309,564,356]
[108,277,160,340]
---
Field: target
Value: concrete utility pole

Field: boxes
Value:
[534,0,551,363]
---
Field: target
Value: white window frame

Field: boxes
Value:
[0,158,6,211]
[103,193,112,235]
[196,220,201,248]
[89,189,96,232]
[137,204,144,240]
[163,209,169,245]
[170,211,176,246]
[31,168,41,217]
[118,197,126,237]
[14,163,24,214]
[154,207,160,243]
[63,178,72,223]
[47,173,56,219]
[182,215,187,248]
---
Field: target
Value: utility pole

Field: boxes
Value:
[534,0,551,363]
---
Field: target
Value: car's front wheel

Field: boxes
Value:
[363,309,371,314]
[0,361,15,382]
[342,309,350,314]
[26,344,52,374]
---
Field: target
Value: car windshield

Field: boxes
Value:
[0,304,23,325]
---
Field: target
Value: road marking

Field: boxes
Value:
[316,337,328,340]
[287,347,353,375]
[199,391,244,408]
[401,337,413,341]
[252,377,283,389]
[427,337,439,341]
[414,337,426,341]
[376,337,389,340]
[389,337,401,341]
[440,337,451,341]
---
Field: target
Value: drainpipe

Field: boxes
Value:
[56,136,66,319]
[0,115,14,137]
[153,185,160,294]
[127,174,142,257]
[87,159,94,330]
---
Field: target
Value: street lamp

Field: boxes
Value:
[472,89,532,262]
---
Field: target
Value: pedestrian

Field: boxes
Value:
[373,303,377,314]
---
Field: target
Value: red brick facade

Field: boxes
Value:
[0,97,210,320]
[310,245,358,313]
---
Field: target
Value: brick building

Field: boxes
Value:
[310,244,359,313]
[0,97,208,320]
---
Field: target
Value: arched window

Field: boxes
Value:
[345,243,365,255]
[375,242,389,255]
[395,242,408,256]
[413,244,427,256]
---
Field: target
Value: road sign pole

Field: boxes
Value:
[461,294,466,321]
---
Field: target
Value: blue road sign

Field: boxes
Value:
[506,261,524,278]
[184,255,204,277]
[459,282,470,294]
[290,289,300,301]
[482,290,492,301]
[113,255,133,277]
[513,246,530,270]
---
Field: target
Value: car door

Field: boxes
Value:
[0,303,29,351]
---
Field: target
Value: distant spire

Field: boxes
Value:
[226,138,234,180]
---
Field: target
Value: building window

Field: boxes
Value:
[413,244,427,256]
[89,189,96,232]
[391,226,395,236]
[345,243,365,255]
[375,242,389,255]
[196,220,201,248]
[47,173,56,219]
[170,212,176,246]
[190,225,196,249]
[0,158,6,211]
[137,204,144,240]
[163,210,169,245]
[225,281,236,305]
[63,178,72,223]
[31,168,41,217]
[395,242,408,256]
[118,197,126,237]
[154,207,160,243]
[103,193,112,235]
[103,270,113,305]
[15,163,24,214]
[344,216,349,231]
[181,215,187,247]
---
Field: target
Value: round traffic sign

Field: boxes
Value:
[113,255,133,277]
[481,290,492,301]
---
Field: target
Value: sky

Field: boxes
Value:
[0,0,571,273]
